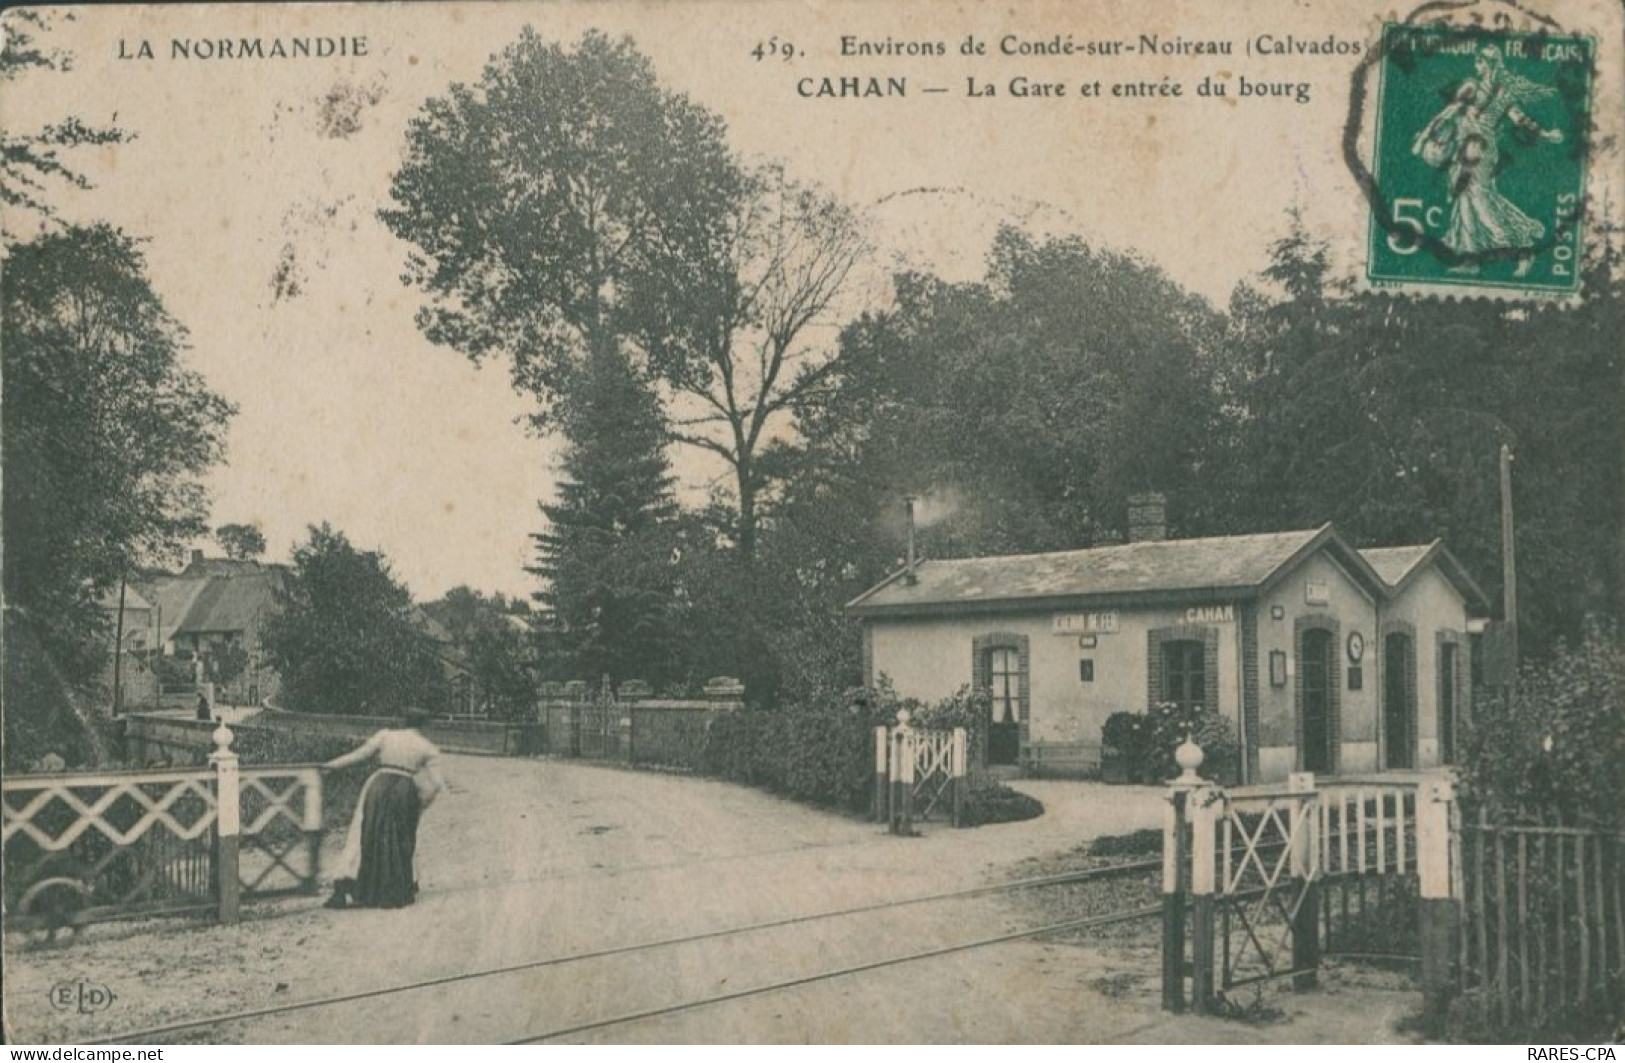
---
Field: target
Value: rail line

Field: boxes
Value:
[85,857,1163,1045]
[511,901,1165,1043]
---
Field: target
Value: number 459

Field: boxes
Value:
[1387,198,1444,255]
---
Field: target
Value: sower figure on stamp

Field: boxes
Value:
[322,707,448,909]
[1412,45,1564,277]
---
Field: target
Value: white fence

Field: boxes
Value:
[2,722,323,932]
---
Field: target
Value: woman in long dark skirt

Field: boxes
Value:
[322,708,447,909]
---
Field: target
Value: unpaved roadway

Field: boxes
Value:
[2,756,1418,1043]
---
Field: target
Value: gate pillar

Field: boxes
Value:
[1162,737,1203,1010]
[872,725,889,823]
[1416,773,1460,1034]
[888,711,915,836]
[210,722,241,925]
[1189,781,1220,1014]
[950,728,968,828]
[1161,783,1190,1011]
[1288,771,1321,990]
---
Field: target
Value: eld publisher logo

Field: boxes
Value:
[49,977,115,1014]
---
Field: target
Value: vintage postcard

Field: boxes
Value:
[3,0,1623,1046]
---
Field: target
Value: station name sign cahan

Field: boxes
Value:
[1051,605,1236,635]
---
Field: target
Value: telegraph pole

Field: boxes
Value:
[1499,443,1518,676]
[111,577,127,717]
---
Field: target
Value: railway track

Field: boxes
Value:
[85,857,1164,1044]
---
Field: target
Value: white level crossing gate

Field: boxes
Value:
[2,722,324,933]
[872,711,968,833]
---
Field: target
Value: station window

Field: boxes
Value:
[1162,639,1206,711]
[988,647,1020,723]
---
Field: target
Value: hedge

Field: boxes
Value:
[702,683,1042,825]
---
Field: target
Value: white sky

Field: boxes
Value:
[3,0,1620,599]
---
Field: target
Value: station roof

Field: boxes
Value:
[1360,541,1490,610]
[846,523,1486,618]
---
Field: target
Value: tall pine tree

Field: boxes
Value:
[530,349,679,686]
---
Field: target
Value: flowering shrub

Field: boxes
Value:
[1102,704,1238,784]
[1145,702,1239,783]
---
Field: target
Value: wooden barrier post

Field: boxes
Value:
[1163,735,1209,1012]
[889,710,914,837]
[1289,771,1320,990]
[1162,784,1190,1011]
[951,728,968,828]
[1417,772,1460,1035]
[303,767,324,894]
[873,725,889,823]
[210,722,241,925]
[1189,781,1219,1015]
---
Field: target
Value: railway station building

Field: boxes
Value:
[846,507,1489,784]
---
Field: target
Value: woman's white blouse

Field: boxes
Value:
[370,728,441,772]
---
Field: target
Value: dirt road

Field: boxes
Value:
[2,757,1418,1043]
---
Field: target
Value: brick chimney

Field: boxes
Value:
[1127,492,1167,543]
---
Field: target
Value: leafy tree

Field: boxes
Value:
[794,227,1224,556]
[2,225,233,765]
[727,227,1227,703]
[648,164,869,558]
[380,28,739,431]
[422,585,538,718]
[215,522,267,560]
[381,31,868,563]
[208,642,251,688]
[529,349,680,685]
[422,585,486,643]
[1,10,130,222]
[260,524,445,716]
[1217,215,1622,655]
[462,612,538,721]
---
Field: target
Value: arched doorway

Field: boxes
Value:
[1300,628,1334,774]
[1384,632,1415,770]
[1438,640,1459,764]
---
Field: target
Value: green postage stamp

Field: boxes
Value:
[1367,24,1594,294]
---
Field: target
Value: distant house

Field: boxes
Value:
[98,584,159,711]
[134,550,287,707]
[410,606,477,715]
[846,503,1489,784]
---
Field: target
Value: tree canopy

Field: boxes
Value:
[215,523,267,560]
[529,348,680,686]
[381,28,740,429]
[3,224,233,764]
[794,227,1226,559]
[260,524,446,716]
[422,585,538,719]
[1,10,130,223]
[651,163,870,557]
[1215,217,1623,655]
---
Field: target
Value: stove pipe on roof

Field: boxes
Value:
[903,496,919,585]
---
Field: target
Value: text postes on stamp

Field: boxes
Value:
[1367,24,1593,294]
